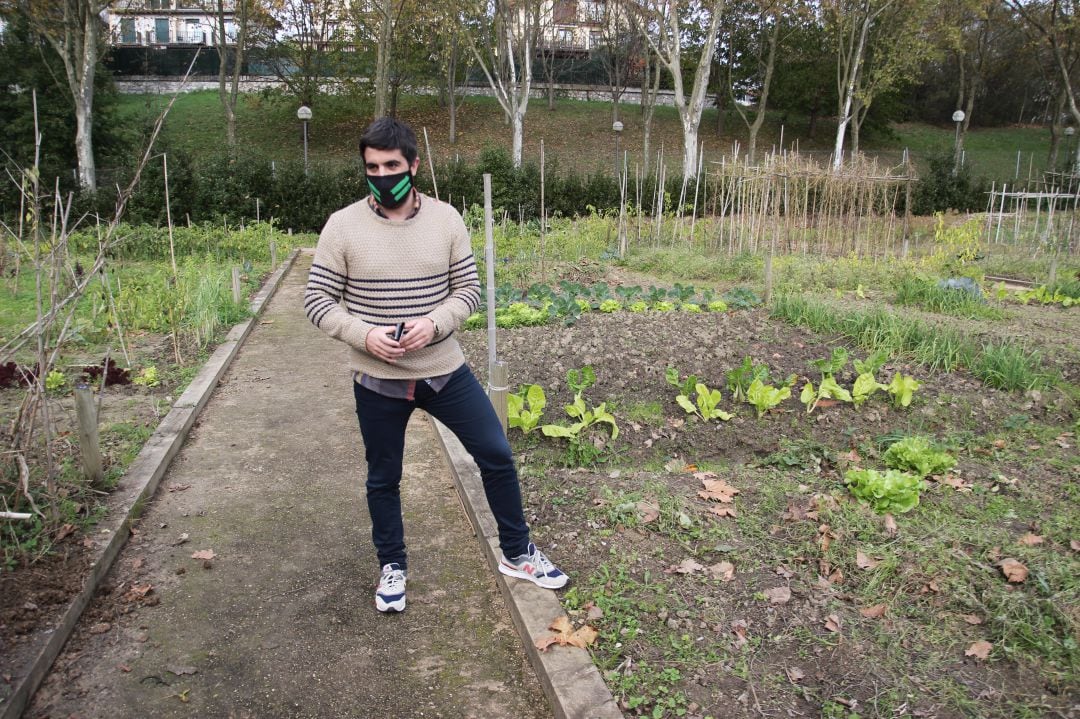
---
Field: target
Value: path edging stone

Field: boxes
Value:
[431,417,623,719]
[1,249,300,719]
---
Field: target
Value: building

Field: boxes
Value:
[539,0,613,57]
[104,1,237,47]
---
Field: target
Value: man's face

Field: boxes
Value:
[363,147,420,177]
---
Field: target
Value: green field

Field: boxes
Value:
[116,90,1052,182]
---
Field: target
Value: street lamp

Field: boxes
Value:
[951,110,965,176]
[612,120,624,177]
[297,105,313,176]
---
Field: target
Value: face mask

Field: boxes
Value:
[367,170,413,209]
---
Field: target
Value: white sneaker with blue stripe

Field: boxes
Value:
[375,563,406,612]
[498,543,568,589]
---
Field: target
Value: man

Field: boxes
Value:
[304,117,567,613]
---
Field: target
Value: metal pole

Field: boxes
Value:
[483,174,497,372]
[303,120,309,176]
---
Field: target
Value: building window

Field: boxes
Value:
[149,0,170,10]
[120,18,136,44]
[589,30,601,49]
[155,17,170,43]
[557,29,573,47]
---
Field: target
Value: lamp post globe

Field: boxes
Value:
[612,120,624,176]
[951,110,966,175]
[297,106,313,175]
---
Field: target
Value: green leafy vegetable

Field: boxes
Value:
[727,356,770,403]
[746,379,790,417]
[886,372,921,408]
[843,468,924,514]
[809,347,849,379]
[852,373,885,407]
[882,436,956,478]
[676,382,733,421]
[567,366,596,399]
[507,384,546,434]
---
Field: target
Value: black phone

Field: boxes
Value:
[391,322,406,341]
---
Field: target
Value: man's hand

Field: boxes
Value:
[366,326,407,363]
[398,317,435,352]
[365,318,435,362]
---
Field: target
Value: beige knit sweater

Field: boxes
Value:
[304,193,481,379]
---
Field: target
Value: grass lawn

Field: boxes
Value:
[115,90,1054,183]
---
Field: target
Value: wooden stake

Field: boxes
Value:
[74,384,104,487]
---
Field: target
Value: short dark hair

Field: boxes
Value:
[359,117,418,166]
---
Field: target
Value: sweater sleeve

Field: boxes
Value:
[426,209,481,336]
[304,214,377,353]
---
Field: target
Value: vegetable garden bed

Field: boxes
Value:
[458,295,1078,719]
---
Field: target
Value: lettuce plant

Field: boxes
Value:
[727,356,770,402]
[843,468,924,514]
[541,396,619,465]
[886,372,921,408]
[882,436,955,478]
[567,366,596,399]
[599,299,621,313]
[809,347,849,380]
[747,379,790,417]
[676,382,733,421]
[508,384,546,434]
[665,367,698,400]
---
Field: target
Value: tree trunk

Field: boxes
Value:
[512,108,525,166]
[447,43,459,144]
[375,3,393,118]
[833,1,871,171]
[745,20,779,164]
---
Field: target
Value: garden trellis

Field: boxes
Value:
[983,184,1080,257]
[700,153,913,259]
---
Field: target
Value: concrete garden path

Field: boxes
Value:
[27,254,550,719]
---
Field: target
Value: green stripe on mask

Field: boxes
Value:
[390,175,412,200]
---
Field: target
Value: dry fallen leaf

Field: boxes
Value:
[961,614,984,625]
[698,478,739,503]
[708,561,736,582]
[131,557,144,570]
[534,616,599,652]
[859,604,887,619]
[998,558,1028,583]
[731,620,749,648]
[840,449,861,463]
[636,501,660,524]
[785,666,805,683]
[883,514,898,537]
[55,523,77,542]
[939,474,973,492]
[585,603,604,621]
[88,622,111,635]
[167,665,198,676]
[965,641,993,660]
[191,549,216,561]
[856,550,880,570]
[827,567,844,585]
[167,484,191,493]
[707,505,737,518]
[765,586,792,605]
[824,614,842,633]
[1018,533,1044,546]
[1071,540,1080,552]
[667,558,706,574]
[992,439,1006,448]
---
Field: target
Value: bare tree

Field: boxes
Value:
[259,0,348,106]
[825,0,892,169]
[5,0,110,190]
[633,0,725,178]
[464,0,541,167]
[595,0,639,122]
[1007,0,1080,168]
[210,0,258,146]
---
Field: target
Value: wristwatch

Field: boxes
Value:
[431,319,441,338]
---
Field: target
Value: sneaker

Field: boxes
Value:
[498,543,568,589]
[375,563,406,612]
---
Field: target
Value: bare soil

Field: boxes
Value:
[457,303,1079,718]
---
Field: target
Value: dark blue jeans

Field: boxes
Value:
[353,364,531,570]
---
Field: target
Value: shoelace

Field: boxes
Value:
[529,548,557,576]
[381,569,405,593]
